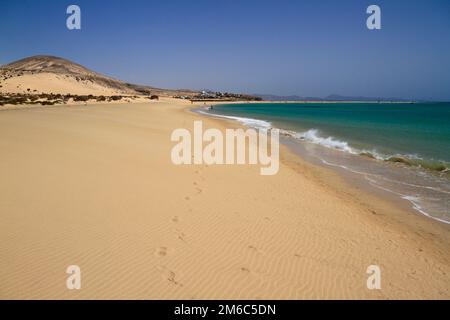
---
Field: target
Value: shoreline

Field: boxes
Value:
[0,99,449,299]
[196,102,450,225]
[193,103,450,227]
[191,102,450,248]
[190,99,421,104]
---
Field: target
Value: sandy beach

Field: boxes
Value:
[0,99,449,299]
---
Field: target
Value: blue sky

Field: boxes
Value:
[1,0,450,100]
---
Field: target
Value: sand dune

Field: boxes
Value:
[0,55,199,97]
[0,72,124,95]
[0,99,449,299]
[0,55,135,95]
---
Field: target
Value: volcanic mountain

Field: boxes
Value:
[0,55,197,97]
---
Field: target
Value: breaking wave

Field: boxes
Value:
[280,128,449,174]
[198,107,450,224]
[196,109,272,130]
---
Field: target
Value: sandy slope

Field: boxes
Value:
[0,73,123,95]
[0,55,200,97]
[0,99,449,299]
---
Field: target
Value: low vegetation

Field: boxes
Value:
[0,93,150,107]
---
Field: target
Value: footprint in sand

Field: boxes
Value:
[188,182,202,196]
[185,196,190,201]
[175,229,187,242]
[240,267,250,273]
[248,245,264,255]
[194,170,205,181]
[155,247,168,257]
[157,266,183,287]
[172,216,179,223]
[167,271,182,286]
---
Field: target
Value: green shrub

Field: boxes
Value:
[74,95,90,102]
[41,101,55,106]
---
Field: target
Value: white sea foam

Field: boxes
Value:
[294,129,355,153]
[197,109,272,130]
[321,158,450,224]
[198,109,450,224]
[289,129,431,164]
[401,196,450,225]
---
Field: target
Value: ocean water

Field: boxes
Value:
[203,102,450,223]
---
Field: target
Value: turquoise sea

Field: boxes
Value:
[203,102,450,223]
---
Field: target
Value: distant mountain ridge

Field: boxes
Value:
[0,55,419,102]
[255,93,416,102]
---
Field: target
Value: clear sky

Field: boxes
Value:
[1,0,450,100]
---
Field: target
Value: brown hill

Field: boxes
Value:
[0,55,198,97]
